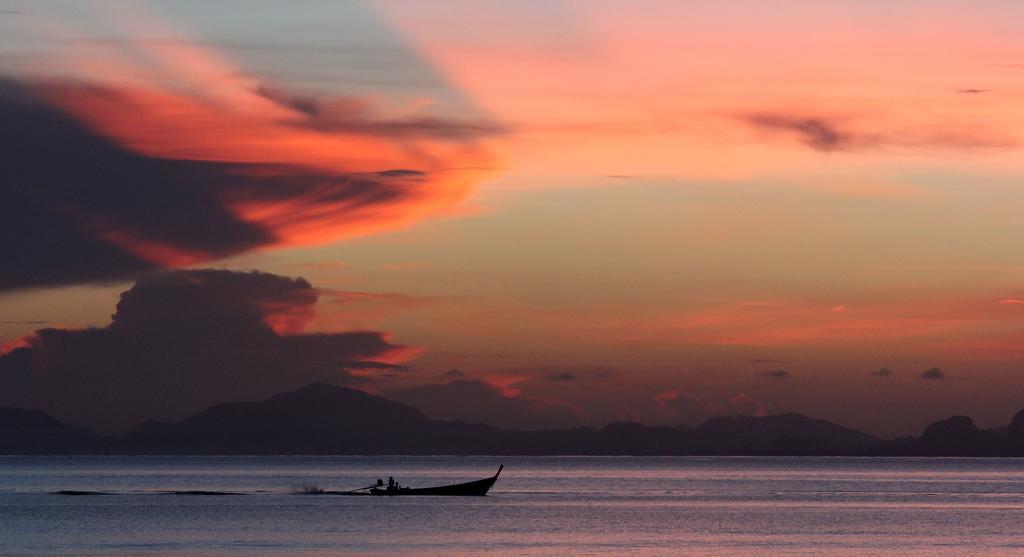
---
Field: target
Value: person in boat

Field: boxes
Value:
[388,476,395,494]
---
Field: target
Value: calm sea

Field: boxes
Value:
[2,456,1024,556]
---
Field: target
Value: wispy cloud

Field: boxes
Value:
[441,369,467,379]
[738,111,1016,153]
[255,85,504,140]
[871,367,894,378]
[742,114,852,151]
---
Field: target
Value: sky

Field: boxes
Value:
[2,0,1024,437]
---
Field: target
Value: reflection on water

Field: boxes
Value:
[2,456,1024,555]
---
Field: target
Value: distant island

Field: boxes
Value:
[3,383,1024,456]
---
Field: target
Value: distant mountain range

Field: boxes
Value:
[4,383,1024,456]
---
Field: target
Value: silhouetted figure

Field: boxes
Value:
[388,476,395,494]
[376,478,384,487]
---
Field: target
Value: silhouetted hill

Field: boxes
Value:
[878,415,1004,456]
[695,413,879,455]
[6,384,1024,456]
[1007,409,1024,445]
[146,383,427,433]
[0,406,98,452]
[583,422,695,455]
[119,388,883,455]
[125,383,430,453]
[0,406,66,429]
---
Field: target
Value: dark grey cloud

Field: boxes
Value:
[871,367,894,378]
[490,365,614,381]
[255,85,504,140]
[0,269,404,433]
[375,169,427,178]
[441,369,467,379]
[956,89,990,94]
[0,76,492,292]
[921,368,946,380]
[743,114,851,151]
[756,369,790,380]
[0,79,286,289]
[386,380,580,430]
[739,111,1015,153]
[749,359,781,364]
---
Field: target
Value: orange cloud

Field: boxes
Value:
[482,373,530,397]
[2,7,497,290]
[309,290,430,332]
[0,333,38,356]
[89,219,209,268]
[33,77,495,249]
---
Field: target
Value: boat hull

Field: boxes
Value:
[369,465,502,496]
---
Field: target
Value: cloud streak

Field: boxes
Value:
[739,111,1016,153]
[756,369,790,380]
[743,114,851,151]
[254,85,504,140]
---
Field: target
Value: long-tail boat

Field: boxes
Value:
[340,465,503,496]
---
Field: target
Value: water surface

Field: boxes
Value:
[2,456,1024,555]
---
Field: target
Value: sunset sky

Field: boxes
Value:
[3,1,1024,436]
